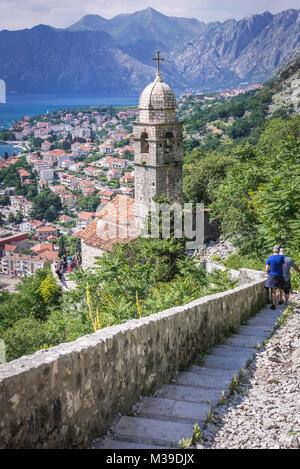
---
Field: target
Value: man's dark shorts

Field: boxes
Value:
[284,280,292,295]
[264,275,284,289]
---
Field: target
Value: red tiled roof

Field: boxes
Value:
[36,226,57,233]
[31,243,53,254]
[4,244,17,252]
[78,211,95,219]
[18,169,30,177]
[77,195,139,251]
[59,215,73,221]
[40,251,59,261]
[30,220,43,228]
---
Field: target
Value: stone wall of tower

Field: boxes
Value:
[139,108,176,124]
[134,117,183,223]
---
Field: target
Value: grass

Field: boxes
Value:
[222,253,265,271]
[178,423,203,448]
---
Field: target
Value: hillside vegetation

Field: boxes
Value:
[183,65,300,286]
[181,59,300,153]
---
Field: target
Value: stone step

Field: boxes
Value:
[254,311,284,321]
[236,326,270,337]
[174,371,232,390]
[113,416,194,447]
[202,354,249,371]
[92,438,169,449]
[155,384,223,406]
[138,397,210,424]
[226,334,266,348]
[208,345,255,358]
[247,317,279,327]
[188,365,243,379]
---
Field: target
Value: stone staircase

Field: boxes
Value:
[91,304,287,449]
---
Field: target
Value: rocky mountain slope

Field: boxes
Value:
[0,7,300,95]
[269,50,300,116]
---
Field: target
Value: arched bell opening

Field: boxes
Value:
[164,131,174,154]
[140,132,149,153]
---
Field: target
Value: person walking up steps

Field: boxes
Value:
[265,245,285,309]
[278,248,300,305]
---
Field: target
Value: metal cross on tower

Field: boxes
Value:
[152,50,165,73]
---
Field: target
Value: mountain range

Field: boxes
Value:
[0,7,300,95]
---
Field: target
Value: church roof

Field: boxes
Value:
[139,72,176,110]
[76,195,139,252]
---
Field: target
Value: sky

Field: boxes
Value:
[1,0,299,30]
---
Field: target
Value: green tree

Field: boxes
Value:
[40,274,61,304]
[31,188,62,221]
[58,235,66,258]
[8,213,15,224]
[183,148,234,205]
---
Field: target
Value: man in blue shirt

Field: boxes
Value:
[278,248,300,305]
[265,245,285,309]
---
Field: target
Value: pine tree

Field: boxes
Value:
[58,235,65,258]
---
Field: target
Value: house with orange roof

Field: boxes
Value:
[59,215,74,224]
[61,193,78,208]
[107,169,121,181]
[41,141,52,151]
[76,212,96,231]
[19,219,44,233]
[30,243,54,255]
[98,190,115,201]
[36,226,57,242]
[82,186,95,197]
[3,244,18,255]
[39,250,59,261]
[18,169,31,184]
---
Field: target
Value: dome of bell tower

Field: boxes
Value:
[138,72,177,123]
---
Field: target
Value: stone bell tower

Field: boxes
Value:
[134,51,183,226]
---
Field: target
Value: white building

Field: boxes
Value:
[40,169,54,181]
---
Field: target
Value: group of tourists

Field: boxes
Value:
[265,245,300,309]
[54,252,82,280]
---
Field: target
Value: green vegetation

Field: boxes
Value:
[182,86,273,151]
[222,253,265,272]
[183,113,300,287]
[30,187,62,222]
[66,237,236,330]
[0,234,235,362]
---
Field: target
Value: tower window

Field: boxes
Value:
[141,132,149,153]
[164,132,174,154]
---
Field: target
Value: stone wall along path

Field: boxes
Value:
[91,303,287,449]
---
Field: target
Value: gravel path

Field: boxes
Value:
[197,292,300,450]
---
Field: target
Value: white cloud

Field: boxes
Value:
[1,0,299,30]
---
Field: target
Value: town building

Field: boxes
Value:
[0,230,29,256]
[36,226,57,242]
[19,219,44,233]
[76,212,96,231]
[1,254,48,277]
[9,196,33,217]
